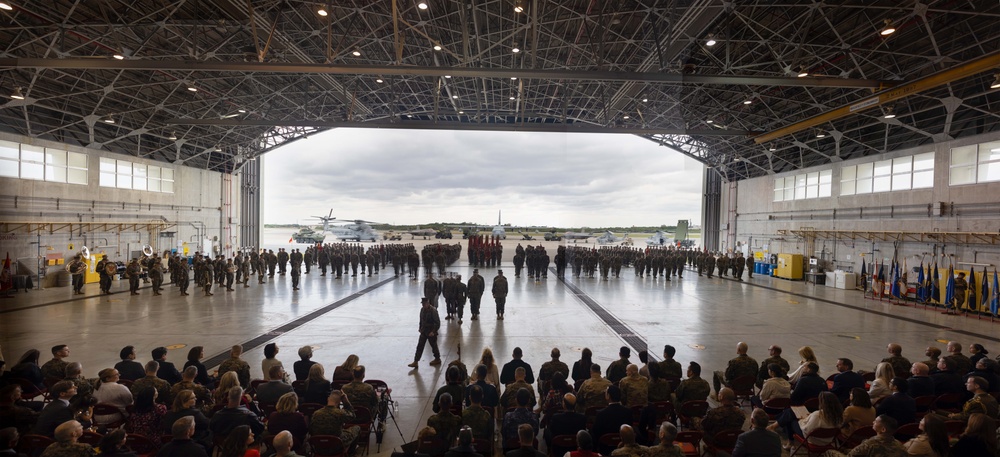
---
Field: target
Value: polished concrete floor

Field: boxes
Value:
[4,256,1000,456]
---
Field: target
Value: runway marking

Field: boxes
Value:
[552,268,651,359]
[202,275,397,369]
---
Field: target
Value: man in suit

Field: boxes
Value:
[590,385,632,455]
[875,378,916,426]
[158,416,209,457]
[544,394,586,451]
[114,346,145,382]
[731,408,781,457]
[789,362,828,405]
[209,386,265,438]
[500,348,535,385]
[830,358,866,404]
[32,381,92,438]
[907,362,935,398]
[255,365,294,405]
[153,346,183,385]
[465,365,499,409]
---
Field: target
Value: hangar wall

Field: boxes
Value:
[0,132,247,281]
[725,130,1000,272]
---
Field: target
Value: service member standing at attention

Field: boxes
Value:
[68,254,87,295]
[96,254,114,294]
[493,270,509,320]
[467,269,485,321]
[126,258,142,295]
[290,257,301,291]
[409,297,442,368]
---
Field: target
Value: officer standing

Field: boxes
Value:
[492,270,509,320]
[68,254,86,295]
[455,275,468,324]
[408,297,442,368]
[126,258,141,295]
[424,272,441,309]
[96,254,113,294]
[291,260,301,291]
[177,256,190,296]
[224,258,236,291]
[149,257,164,295]
[467,269,485,321]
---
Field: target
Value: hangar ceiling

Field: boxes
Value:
[1,0,999,181]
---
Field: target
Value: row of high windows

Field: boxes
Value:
[0,139,173,193]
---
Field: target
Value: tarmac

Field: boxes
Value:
[3,239,999,456]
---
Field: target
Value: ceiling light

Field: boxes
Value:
[187,85,198,92]
[883,107,896,119]
[706,119,714,124]
[458,110,464,114]
[214,145,222,152]
[705,34,717,47]
[406,114,413,118]
[418,2,428,10]
[433,45,442,51]
[509,96,515,100]
[0,3,12,11]
[112,53,125,60]
[797,67,809,78]
[623,115,630,119]
[743,99,752,105]
[452,95,458,99]
[769,147,776,152]
[444,75,451,78]
[352,50,361,57]
[168,132,177,140]
[376,78,383,83]
[238,109,246,113]
[317,8,328,17]
[512,47,520,53]
[991,74,1000,89]
[511,77,517,80]
[10,87,24,100]
[816,131,826,138]
[514,0,524,13]
[103,114,115,124]
[642,98,648,102]
[880,19,896,36]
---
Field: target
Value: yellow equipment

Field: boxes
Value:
[776,253,804,280]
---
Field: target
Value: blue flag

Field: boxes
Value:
[891,261,901,298]
[982,266,990,312]
[916,262,926,302]
[860,259,868,293]
[968,269,977,312]
[992,270,1000,316]
[944,264,955,309]
[931,262,940,303]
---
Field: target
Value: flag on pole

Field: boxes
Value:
[981,266,990,313]
[0,253,12,293]
[944,264,955,310]
[968,269,978,312]
[916,261,926,302]
[891,261,901,299]
[931,261,940,303]
[860,259,868,293]
[992,269,1000,316]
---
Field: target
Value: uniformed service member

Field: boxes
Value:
[68,254,87,295]
[492,270,508,320]
[126,258,142,295]
[467,269,485,320]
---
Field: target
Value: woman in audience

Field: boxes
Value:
[969,343,989,367]
[785,391,842,450]
[159,389,210,446]
[903,413,949,457]
[261,343,288,383]
[571,348,593,390]
[332,354,359,384]
[184,346,215,388]
[841,388,876,437]
[97,429,136,457]
[218,424,259,457]
[788,346,818,385]
[470,348,500,388]
[868,362,894,403]
[124,388,166,438]
[753,364,790,408]
[0,384,39,433]
[950,413,997,456]
[8,349,44,390]
[565,429,599,457]
[92,367,133,427]
[539,371,573,414]
[303,363,331,405]
[266,392,307,454]
[213,371,253,409]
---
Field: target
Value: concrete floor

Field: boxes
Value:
[3,254,1000,456]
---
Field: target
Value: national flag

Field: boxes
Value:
[968,269,978,312]
[916,261,925,302]
[860,259,868,292]
[981,266,990,312]
[890,261,901,298]
[931,262,940,303]
[0,253,12,292]
[944,264,955,310]
[992,269,1000,316]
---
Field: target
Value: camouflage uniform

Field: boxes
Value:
[825,434,905,457]
[310,405,360,446]
[619,374,650,407]
[658,359,683,381]
[606,358,630,384]
[130,375,171,404]
[341,380,377,414]
[537,360,570,396]
[713,354,758,394]
[610,443,649,457]
[647,444,685,457]
[575,377,612,414]
[68,377,95,404]
[648,378,672,403]
[40,442,96,457]
[40,358,68,380]
[950,392,1000,421]
[756,355,791,389]
[427,410,463,444]
[169,380,213,407]
[461,404,494,440]
[881,355,913,380]
[218,357,251,388]
[500,381,537,409]
[701,405,746,446]
[675,376,711,405]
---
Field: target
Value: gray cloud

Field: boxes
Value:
[263,128,704,227]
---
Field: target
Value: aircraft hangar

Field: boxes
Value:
[2,1,1000,454]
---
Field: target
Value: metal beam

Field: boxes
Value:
[0,58,888,88]
[164,118,756,136]
[754,50,1000,144]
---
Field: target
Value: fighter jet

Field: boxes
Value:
[408,227,438,239]
[563,230,593,241]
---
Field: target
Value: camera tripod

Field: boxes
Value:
[374,386,405,453]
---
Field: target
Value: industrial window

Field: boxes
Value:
[773,169,831,201]
[950,142,1000,185]
[977,141,1000,183]
[0,140,89,184]
[841,152,934,195]
[99,157,174,193]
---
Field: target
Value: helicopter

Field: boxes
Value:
[596,231,630,245]
[312,209,380,242]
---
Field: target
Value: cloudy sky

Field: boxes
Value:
[262,128,704,228]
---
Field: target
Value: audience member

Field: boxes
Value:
[158,414,209,457]
[590,386,631,454]
[308,390,359,448]
[755,345,790,390]
[504,424,544,457]
[33,381,91,438]
[271,430,302,457]
[91,368,133,427]
[124,388,166,439]
[444,426,482,457]
[292,346,316,382]
[566,430,599,457]
[902,413,949,457]
[701,388,746,448]
[658,345,682,381]
[868,362,894,403]
[946,375,998,422]
[465,365,499,410]
[500,368,536,410]
[40,420,92,457]
[152,347,182,385]
[881,343,912,379]
[712,342,758,394]
[950,413,998,456]
[571,349,594,391]
[160,389,211,447]
[675,362,710,405]
[502,389,538,448]
[332,354,360,384]
[875,378,915,426]
[217,424,258,457]
[10,349,45,390]
[907,363,935,398]
[183,346,216,388]
[429,393,462,445]
[840,388,876,437]
[266,392,307,455]
[169,366,212,407]
[609,424,647,457]
[731,409,780,457]
[113,346,145,383]
[825,414,904,457]
[619,364,649,408]
[209,386,264,438]
[96,428,135,457]
[605,347,631,385]
[255,365,293,405]
[969,343,990,367]
[218,345,251,388]
[830,358,865,404]
[261,343,289,383]
[789,362,827,405]
[500,347,535,386]
[130,361,170,405]
[461,386,493,441]
[946,341,972,376]
[544,393,585,450]
[303,364,332,405]
[787,346,817,385]
[931,358,963,395]
[39,345,70,381]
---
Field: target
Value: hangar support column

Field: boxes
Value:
[702,168,722,251]
[239,159,261,250]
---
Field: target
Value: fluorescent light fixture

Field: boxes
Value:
[816,131,826,138]
[103,114,115,124]
[797,67,809,77]
[705,34,717,46]
[168,132,177,140]
[444,75,451,78]
[769,147,776,152]
[221,113,240,119]
[376,78,383,83]
[452,95,458,99]
[0,3,12,11]
[642,98,648,102]
[238,109,246,113]
[214,145,222,152]
[317,8,328,16]
[113,53,125,60]
[623,115,630,119]
[706,119,714,124]
[10,87,24,100]
[352,50,361,57]
[418,2,428,10]
[880,19,896,36]
[883,107,896,119]
[187,85,198,92]
[511,77,517,80]
[433,45,441,51]
[514,0,524,13]
[458,110,464,114]
[743,99,752,105]
[991,74,1000,89]
[509,96,515,100]
[512,47,520,53]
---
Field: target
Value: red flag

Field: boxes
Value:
[0,253,12,292]
[288,237,293,243]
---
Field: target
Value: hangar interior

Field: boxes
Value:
[2,0,1000,455]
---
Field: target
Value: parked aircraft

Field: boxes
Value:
[408,227,438,239]
[596,231,630,245]
[310,209,379,242]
